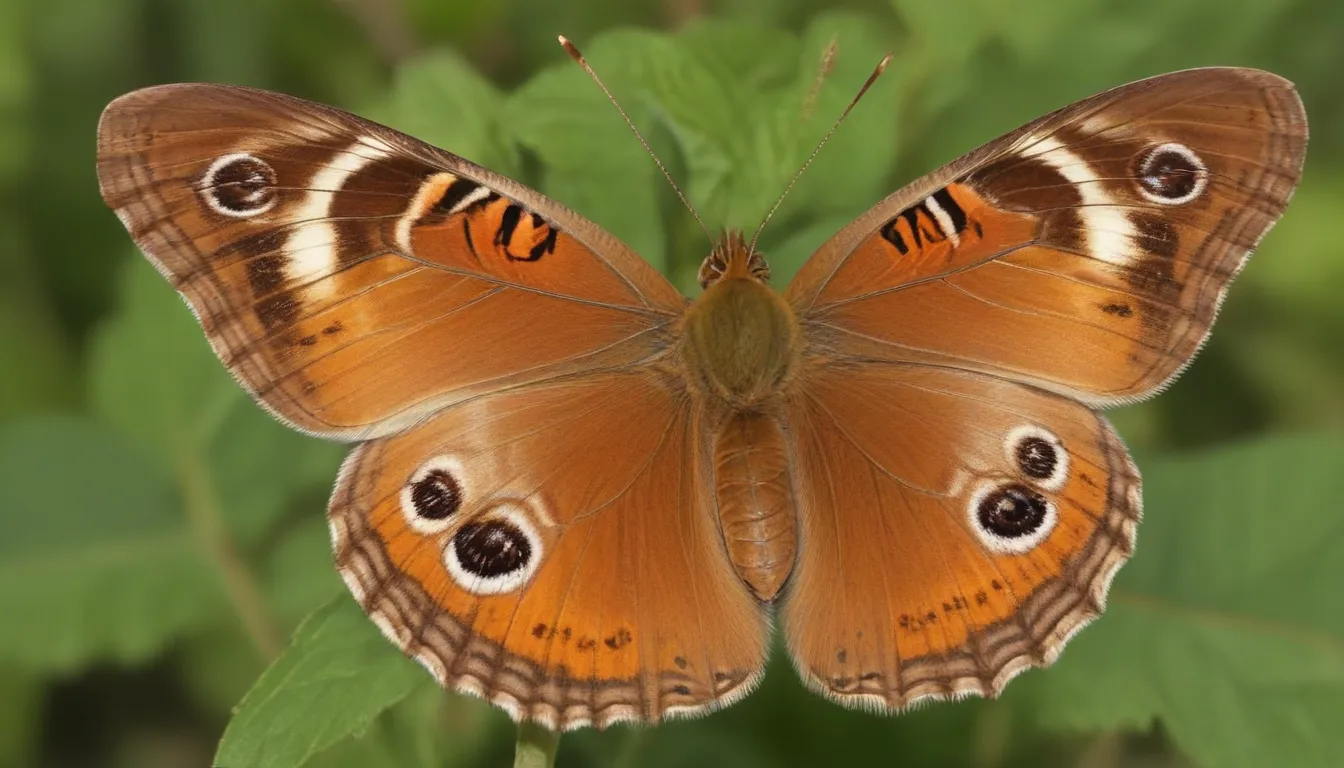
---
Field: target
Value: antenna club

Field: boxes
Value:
[558,35,584,62]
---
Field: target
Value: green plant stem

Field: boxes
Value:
[178,452,284,660]
[514,722,560,768]
[613,729,647,768]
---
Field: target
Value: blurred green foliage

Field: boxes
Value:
[0,0,1342,766]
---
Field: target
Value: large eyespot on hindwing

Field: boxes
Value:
[400,457,466,534]
[1132,142,1208,205]
[968,482,1058,555]
[1005,425,1070,491]
[198,153,278,217]
[445,502,543,595]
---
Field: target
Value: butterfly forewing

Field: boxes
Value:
[96,84,684,441]
[789,67,1307,406]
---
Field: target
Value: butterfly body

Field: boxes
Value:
[711,410,799,601]
[97,66,1306,730]
[682,245,799,407]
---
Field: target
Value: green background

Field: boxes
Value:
[1,0,1342,766]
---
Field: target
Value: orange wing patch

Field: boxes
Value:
[811,183,1038,308]
[782,362,1139,710]
[405,173,645,308]
[331,372,769,729]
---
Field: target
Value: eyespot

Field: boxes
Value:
[1005,425,1070,491]
[401,457,466,534]
[444,502,543,595]
[198,153,278,217]
[1133,143,1207,205]
[968,482,1057,555]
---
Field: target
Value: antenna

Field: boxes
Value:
[748,52,893,254]
[558,35,713,244]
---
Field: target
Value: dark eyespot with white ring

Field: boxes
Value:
[1133,142,1208,205]
[410,469,461,521]
[444,504,543,595]
[199,153,278,217]
[452,521,531,577]
[979,484,1047,537]
[1006,425,1070,491]
[969,482,1057,554]
[1016,437,1057,479]
[400,457,467,534]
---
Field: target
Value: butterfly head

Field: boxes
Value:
[698,230,771,289]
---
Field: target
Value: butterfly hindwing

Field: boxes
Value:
[782,363,1140,708]
[330,371,769,729]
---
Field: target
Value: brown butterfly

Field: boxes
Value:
[96,57,1306,731]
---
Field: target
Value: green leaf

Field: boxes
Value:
[182,515,349,716]
[677,19,798,97]
[978,0,1102,62]
[87,256,248,461]
[308,684,500,768]
[505,32,666,271]
[645,27,792,230]
[372,49,521,177]
[1024,433,1344,768]
[211,412,344,549]
[590,724,779,768]
[174,0,269,84]
[180,626,271,719]
[88,256,346,655]
[216,598,427,768]
[1244,173,1344,325]
[518,27,779,234]
[263,516,346,626]
[89,253,342,551]
[559,647,1026,767]
[0,0,33,182]
[760,213,854,285]
[769,12,906,227]
[0,220,78,421]
[890,0,989,70]
[0,667,41,767]
[0,416,224,671]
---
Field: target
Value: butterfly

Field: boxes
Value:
[96,59,1306,731]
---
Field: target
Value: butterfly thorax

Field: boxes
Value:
[682,232,800,407]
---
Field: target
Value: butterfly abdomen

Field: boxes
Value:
[712,411,798,602]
